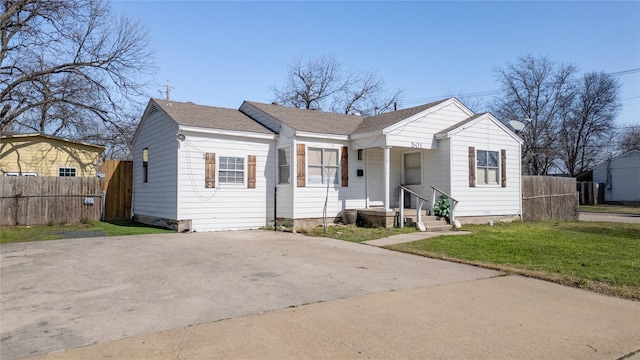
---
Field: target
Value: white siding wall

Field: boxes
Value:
[593,151,640,201]
[387,103,471,149]
[449,118,522,217]
[133,110,179,220]
[176,132,275,231]
[293,138,366,219]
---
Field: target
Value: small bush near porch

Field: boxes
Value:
[386,221,640,300]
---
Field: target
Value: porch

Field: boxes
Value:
[353,208,453,232]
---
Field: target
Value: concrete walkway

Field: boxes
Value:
[363,230,470,247]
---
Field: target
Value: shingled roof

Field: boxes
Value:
[243,101,365,135]
[353,99,449,134]
[151,98,274,135]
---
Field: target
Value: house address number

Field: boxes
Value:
[411,142,422,149]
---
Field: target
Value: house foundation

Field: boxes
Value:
[133,214,192,232]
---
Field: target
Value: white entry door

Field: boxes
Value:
[366,148,385,206]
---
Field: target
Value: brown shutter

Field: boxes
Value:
[205,153,216,188]
[468,147,476,187]
[247,155,256,189]
[501,149,507,188]
[341,146,349,187]
[296,143,306,187]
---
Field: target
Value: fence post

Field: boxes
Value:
[101,191,106,222]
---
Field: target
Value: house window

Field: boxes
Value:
[404,152,421,185]
[59,167,76,177]
[219,156,244,184]
[278,148,290,184]
[477,150,499,185]
[308,148,339,185]
[142,148,149,183]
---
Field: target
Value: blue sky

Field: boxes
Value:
[111,1,640,127]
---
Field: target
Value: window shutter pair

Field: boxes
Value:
[295,144,348,187]
[468,147,506,187]
[204,153,256,189]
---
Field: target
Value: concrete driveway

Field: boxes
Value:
[580,211,640,224]
[2,230,639,359]
[1,230,499,359]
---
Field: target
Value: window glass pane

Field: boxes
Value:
[308,166,323,184]
[477,168,487,184]
[308,149,323,166]
[279,166,290,184]
[278,148,289,166]
[405,153,421,168]
[487,169,498,184]
[488,151,499,167]
[328,169,339,185]
[325,149,338,166]
[404,152,421,185]
[219,157,229,169]
[477,150,487,166]
[234,157,244,170]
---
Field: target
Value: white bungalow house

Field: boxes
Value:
[132,97,522,232]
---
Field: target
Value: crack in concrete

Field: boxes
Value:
[174,327,188,360]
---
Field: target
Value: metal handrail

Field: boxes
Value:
[430,186,459,223]
[398,185,430,229]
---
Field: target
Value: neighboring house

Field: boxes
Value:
[592,150,640,204]
[132,97,522,232]
[0,133,105,177]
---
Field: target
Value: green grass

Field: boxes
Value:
[1,220,173,244]
[298,224,417,243]
[386,221,640,300]
[580,204,640,215]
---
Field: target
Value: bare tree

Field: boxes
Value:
[272,54,403,116]
[619,125,640,153]
[492,55,578,175]
[0,0,155,158]
[558,72,620,176]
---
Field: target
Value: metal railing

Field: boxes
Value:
[430,186,459,223]
[398,185,431,229]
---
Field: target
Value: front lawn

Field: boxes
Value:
[1,220,174,244]
[386,221,640,300]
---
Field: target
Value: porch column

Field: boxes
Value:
[383,146,391,211]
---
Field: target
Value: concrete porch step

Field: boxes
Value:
[404,217,453,232]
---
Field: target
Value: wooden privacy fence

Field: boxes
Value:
[0,177,104,226]
[522,176,579,222]
[577,181,604,205]
[101,160,133,220]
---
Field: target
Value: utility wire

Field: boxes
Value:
[399,68,640,107]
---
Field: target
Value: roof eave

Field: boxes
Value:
[295,131,349,141]
[178,125,277,140]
